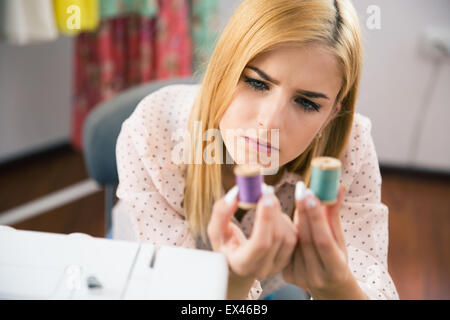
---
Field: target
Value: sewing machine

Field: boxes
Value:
[0,227,228,300]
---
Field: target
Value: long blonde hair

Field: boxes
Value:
[184,0,363,242]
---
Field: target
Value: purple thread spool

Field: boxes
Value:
[234,165,262,210]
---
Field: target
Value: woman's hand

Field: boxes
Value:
[207,184,298,292]
[282,183,368,299]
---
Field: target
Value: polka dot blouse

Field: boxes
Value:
[112,84,400,300]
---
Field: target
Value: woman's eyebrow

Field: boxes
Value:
[245,65,330,100]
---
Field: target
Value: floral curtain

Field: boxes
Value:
[71,0,218,150]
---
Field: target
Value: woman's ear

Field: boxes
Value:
[333,101,342,117]
[322,101,342,130]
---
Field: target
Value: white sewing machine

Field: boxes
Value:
[0,227,228,300]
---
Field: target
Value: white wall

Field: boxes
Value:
[218,0,241,30]
[0,0,449,171]
[352,0,450,171]
[0,36,73,163]
[219,0,450,171]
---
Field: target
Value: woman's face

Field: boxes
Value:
[219,42,343,174]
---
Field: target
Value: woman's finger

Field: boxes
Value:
[246,188,279,259]
[207,185,239,246]
[295,188,324,277]
[288,204,308,286]
[325,185,347,251]
[257,232,282,278]
[304,192,344,268]
[282,192,304,285]
[284,241,308,288]
[272,216,297,273]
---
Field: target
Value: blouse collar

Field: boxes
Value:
[272,167,303,190]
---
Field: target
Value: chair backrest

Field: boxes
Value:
[82,77,199,186]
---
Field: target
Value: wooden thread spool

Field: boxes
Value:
[234,164,263,210]
[310,157,342,205]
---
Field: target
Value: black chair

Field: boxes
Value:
[82,77,198,238]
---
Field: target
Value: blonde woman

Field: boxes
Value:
[112,0,399,300]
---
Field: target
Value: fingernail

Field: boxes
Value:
[262,183,275,195]
[296,181,315,201]
[225,185,239,205]
[305,195,317,209]
[263,193,274,207]
[295,181,306,201]
[262,183,274,207]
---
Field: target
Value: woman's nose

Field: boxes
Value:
[257,94,288,130]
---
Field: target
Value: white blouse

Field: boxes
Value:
[112,83,399,300]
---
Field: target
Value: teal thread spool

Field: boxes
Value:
[310,157,341,205]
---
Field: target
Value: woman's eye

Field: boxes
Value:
[295,97,320,112]
[243,75,320,113]
[244,76,268,91]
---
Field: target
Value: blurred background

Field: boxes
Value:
[0,0,449,299]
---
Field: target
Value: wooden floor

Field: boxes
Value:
[0,145,105,237]
[0,144,449,300]
[380,167,450,300]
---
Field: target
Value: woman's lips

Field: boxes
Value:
[244,136,278,155]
